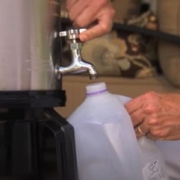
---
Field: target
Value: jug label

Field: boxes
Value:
[143,160,166,180]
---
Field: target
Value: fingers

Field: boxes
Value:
[77,4,115,41]
[79,11,113,41]
[66,0,78,10]
[67,0,88,22]
[134,116,163,140]
[129,106,153,139]
[129,108,144,127]
[66,0,115,41]
[135,126,146,139]
[126,92,180,141]
[71,5,100,29]
[136,126,156,141]
[135,121,150,139]
[125,96,144,114]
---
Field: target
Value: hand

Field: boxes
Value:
[66,0,115,41]
[125,91,180,141]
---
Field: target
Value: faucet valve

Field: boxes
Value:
[59,29,84,51]
[55,28,98,80]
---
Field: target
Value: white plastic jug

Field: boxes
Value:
[139,137,169,180]
[67,82,143,180]
[119,95,169,180]
[156,140,180,180]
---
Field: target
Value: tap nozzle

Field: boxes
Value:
[55,29,98,80]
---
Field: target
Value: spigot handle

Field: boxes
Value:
[59,29,86,40]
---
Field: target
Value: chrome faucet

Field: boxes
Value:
[55,29,98,80]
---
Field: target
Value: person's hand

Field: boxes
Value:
[125,91,180,141]
[66,0,115,41]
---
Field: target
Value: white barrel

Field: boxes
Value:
[0,0,60,90]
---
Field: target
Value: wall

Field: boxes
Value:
[55,75,180,118]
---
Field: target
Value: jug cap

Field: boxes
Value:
[86,82,107,96]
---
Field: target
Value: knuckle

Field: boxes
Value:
[144,105,158,114]
[101,23,111,33]
[144,91,157,99]
[148,118,158,125]
[143,92,160,114]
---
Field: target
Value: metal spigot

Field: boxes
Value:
[55,29,98,80]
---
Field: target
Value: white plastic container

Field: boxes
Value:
[156,140,180,180]
[139,137,169,180]
[67,82,143,180]
[120,95,169,180]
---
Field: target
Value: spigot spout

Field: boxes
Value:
[55,57,98,80]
